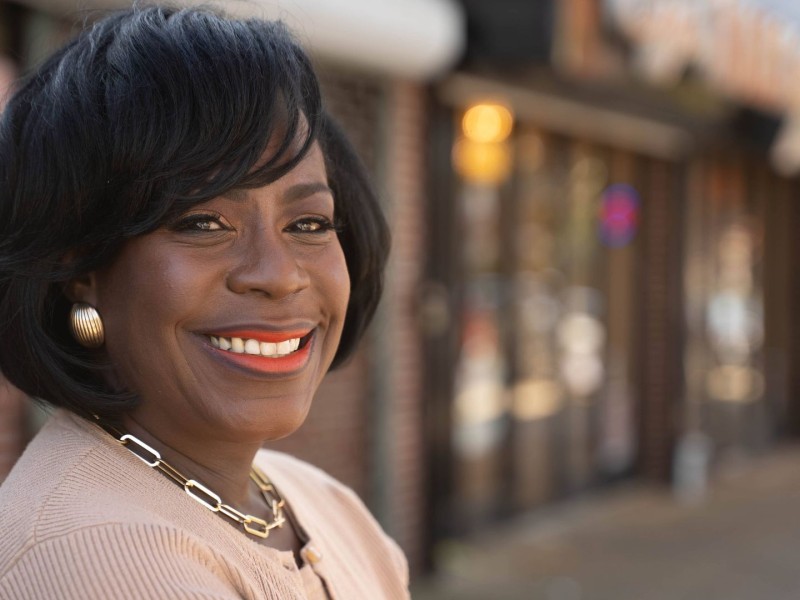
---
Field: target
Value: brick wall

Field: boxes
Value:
[381,81,427,569]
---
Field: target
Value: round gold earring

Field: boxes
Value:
[69,303,105,348]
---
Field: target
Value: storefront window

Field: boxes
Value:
[450,107,640,525]
[683,158,769,457]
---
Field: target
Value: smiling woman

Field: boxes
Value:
[0,6,402,600]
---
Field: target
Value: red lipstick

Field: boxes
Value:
[203,329,315,376]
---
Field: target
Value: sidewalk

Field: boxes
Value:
[412,445,800,600]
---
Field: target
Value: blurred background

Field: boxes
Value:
[2,1,800,598]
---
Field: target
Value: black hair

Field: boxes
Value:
[0,5,389,420]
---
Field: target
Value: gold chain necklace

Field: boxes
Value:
[95,421,286,539]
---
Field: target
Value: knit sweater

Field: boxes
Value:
[0,410,409,599]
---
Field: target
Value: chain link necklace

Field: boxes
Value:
[95,420,287,539]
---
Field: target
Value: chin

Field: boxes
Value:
[260,407,310,441]
[221,396,313,442]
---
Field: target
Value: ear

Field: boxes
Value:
[61,249,100,306]
[64,271,100,306]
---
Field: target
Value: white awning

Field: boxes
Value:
[16,0,466,80]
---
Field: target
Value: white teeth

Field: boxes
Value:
[209,335,305,357]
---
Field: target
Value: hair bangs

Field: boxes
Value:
[100,9,323,235]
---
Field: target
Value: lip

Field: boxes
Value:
[198,327,317,377]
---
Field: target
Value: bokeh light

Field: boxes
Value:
[461,103,514,143]
[452,137,512,184]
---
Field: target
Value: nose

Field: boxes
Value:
[225,227,310,299]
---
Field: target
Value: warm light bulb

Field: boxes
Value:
[461,103,514,143]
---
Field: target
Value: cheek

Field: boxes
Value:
[96,244,216,344]
[321,245,351,320]
[94,246,220,392]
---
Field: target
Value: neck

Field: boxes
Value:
[119,412,262,507]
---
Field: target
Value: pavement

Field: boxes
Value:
[411,445,800,600]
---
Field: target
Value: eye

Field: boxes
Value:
[171,212,229,233]
[287,217,338,234]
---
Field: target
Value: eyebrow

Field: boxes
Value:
[284,182,333,202]
[222,188,248,202]
[221,182,332,203]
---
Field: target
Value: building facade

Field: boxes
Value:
[421,0,800,553]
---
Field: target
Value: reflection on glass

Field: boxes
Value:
[512,378,564,421]
[450,117,640,521]
[682,159,769,461]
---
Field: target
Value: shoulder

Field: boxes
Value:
[0,411,105,570]
[0,521,243,600]
[255,450,410,594]
[255,449,342,489]
[1,411,161,536]
[253,449,363,514]
[0,412,219,580]
[0,413,262,599]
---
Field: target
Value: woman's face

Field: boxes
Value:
[88,143,350,441]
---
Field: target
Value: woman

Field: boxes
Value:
[0,6,406,599]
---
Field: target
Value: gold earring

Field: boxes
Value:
[70,303,105,348]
